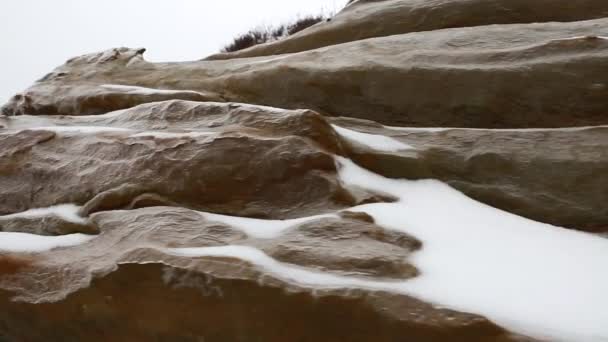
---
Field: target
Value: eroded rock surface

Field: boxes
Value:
[333,117,608,232]
[0,206,525,341]
[207,0,608,59]
[4,19,608,127]
[0,127,357,219]
[1,1,607,341]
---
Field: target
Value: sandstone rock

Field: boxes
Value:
[0,206,524,341]
[1,2,607,341]
[0,263,525,342]
[4,19,608,127]
[0,215,96,236]
[207,0,608,60]
[0,128,357,219]
[258,216,421,278]
[333,117,608,232]
[4,100,345,153]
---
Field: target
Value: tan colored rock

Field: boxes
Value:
[5,101,606,231]
[5,100,345,153]
[258,216,421,278]
[0,216,96,236]
[207,0,608,60]
[4,19,608,127]
[0,128,357,219]
[0,263,527,342]
[0,207,527,341]
[333,117,608,231]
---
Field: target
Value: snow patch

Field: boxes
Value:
[200,212,338,239]
[23,126,133,134]
[335,156,608,342]
[169,158,608,341]
[554,35,608,41]
[100,84,203,96]
[0,204,86,224]
[131,131,215,139]
[332,125,413,151]
[166,245,399,289]
[0,232,95,253]
[384,125,608,133]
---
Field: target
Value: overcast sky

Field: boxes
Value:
[0,0,346,105]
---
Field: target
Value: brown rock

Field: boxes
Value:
[335,118,608,231]
[0,128,354,219]
[4,19,608,127]
[5,100,345,153]
[0,205,525,341]
[206,0,608,60]
[0,216,97,236]
[258,217,421,278]
[0,263,526,342]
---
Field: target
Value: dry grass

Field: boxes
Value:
[221,14,329,53]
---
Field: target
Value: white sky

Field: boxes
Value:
[0,0,346,105]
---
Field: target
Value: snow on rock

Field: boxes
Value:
[200,212,338,239]
[166,245,398,290]
[130,131,215,139]
[0,204,87,224]
[0,232,95,253]
[332,125,413,152]
[100,84,205,96]
[335,156,608,342]
[22,126,133,134]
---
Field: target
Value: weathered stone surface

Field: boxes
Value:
[4,102,606,230]
[1,48,222,117]
[206,0,608,60]
[4,100,345,153]
[0,128,358,219]
[0,263,524,342]
[0,206,526,341]
[4,19,608,127]
[333,117,608,232]
[258,216,421,278]
[0,215,96,236]
[1,2,606,341]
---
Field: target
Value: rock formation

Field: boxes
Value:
[1,0,607,341]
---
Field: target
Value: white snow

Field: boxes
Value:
[554,35,608,41]
[100,84,203,96]
[131,131,215,139]
[14,125,215,139]
[384,125,608,133]
[167,245,397,289]
[200,212,337,239]
[332,125,413,151]
[0,232,95,253]
[167,157,608,341]
[0,204,86,224]
[335,157,608,342]
[22,126,132,134]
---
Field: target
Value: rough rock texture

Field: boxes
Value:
[207,0,608,59]
[3,19,608,128]
[0,127,357,219]
[1,1,606,341]
[0,265,519,342]
[332,117,608,232]
[0,207,525,341]
[0,215,96,236]
[5,104,607,231]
